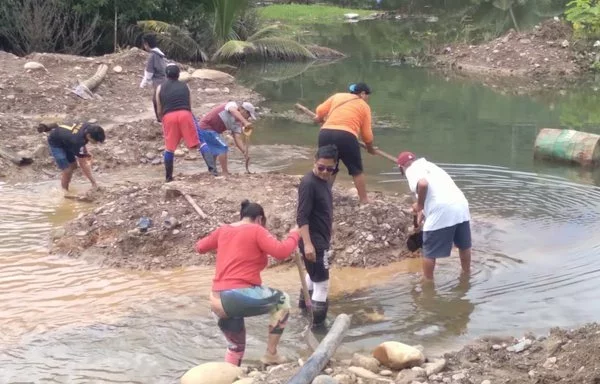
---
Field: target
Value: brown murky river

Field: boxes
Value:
[3,160,600,383]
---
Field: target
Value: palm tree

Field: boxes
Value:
[212,24,316,62]
[134,20,208,61]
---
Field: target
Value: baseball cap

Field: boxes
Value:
[242,102,257,120]
[349,82,372,95]
[397,151,416,167]
[165,63,180,79]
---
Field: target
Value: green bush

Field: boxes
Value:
[565,0,600,38]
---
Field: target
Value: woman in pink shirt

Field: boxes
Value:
[196,200,300,367]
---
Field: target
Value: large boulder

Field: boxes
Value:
[190,69,234,83]
[180,362,243,384]
[372,342,425,370]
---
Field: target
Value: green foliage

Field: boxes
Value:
[213,25,316,62]
[134,20,208,61]
[213,0,248,43]
[257,4,372,26]
[565,0,600,38]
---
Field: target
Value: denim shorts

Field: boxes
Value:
[423,221,472,259]
[197,129,229,156]
[49,145,75,170]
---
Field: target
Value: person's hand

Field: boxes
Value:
[303,242,316,262]
[313,116,322,125]
[367,145,378,155]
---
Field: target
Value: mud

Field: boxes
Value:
[51,173,415,270]
[0,48,261,182]
[238,322,600,384]
[433,19,596,93]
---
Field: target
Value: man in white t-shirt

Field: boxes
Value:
[397,152,472,280]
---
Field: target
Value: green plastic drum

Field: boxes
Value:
[534,128,600,167]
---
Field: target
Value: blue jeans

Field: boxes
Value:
[49,145,75,170]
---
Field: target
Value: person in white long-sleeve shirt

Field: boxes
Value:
[397,151,472,280]
[140,34,167,122]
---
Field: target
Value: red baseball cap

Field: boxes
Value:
[397,151,416,167]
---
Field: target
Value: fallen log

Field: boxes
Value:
[0,148,33,166]
[287,313,351,384]
[72,64,108,100]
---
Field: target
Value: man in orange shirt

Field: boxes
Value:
[314,83,376,204]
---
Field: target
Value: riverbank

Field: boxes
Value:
[219,321,600,384]
[0,48,261,182]
[50,173,415,270]
[432,18,595,93]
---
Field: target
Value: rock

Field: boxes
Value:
[175,149,185,157]
[76,230,88,237]
[452,372,466,381]
[423,358,446,376]
[380,370,393,376]
[507,338,532,353]
[180,362,243,384]
[333,374,353,384]
[366,234,374,242]
[191,69,234,83]
[204,87,221,94]
[312,375,338,384]
[561,39,570,48]
[395,370,421,384]
[347,366,380,380]
[51,227,67,239]
[145,152,156,160]
[325,368,334,374]
[24,61,47,71]
[492,344,502,350]
[344,13,359,19]
[372,342,425,370]
[248,371,262,378]
[351,353,380,373]
[543,357,557,369]
[519,38,531,44]
[112,65,123,73]
[481,380,491,384]
[411,367,428,379]
[594,40,600,47]
[179,71,191,82]
[6,94,15,100]
[151,158,161,165]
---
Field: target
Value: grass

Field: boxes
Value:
[258,4,374,26]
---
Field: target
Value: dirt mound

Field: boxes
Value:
[50,173,414,270]
[233,322,600,384]
[433,19,583,89]
[0,48,261,182]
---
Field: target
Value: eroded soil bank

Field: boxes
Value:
[51,173,415,270]
[432,19,597,94]
[240,322,600,384]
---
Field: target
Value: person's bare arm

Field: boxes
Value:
[77,156,97,187]
[415,179,428,225]
[229,107,251,128]
[155,85,163,119]
[232,133,248,157]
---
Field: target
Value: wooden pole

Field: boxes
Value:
[182,193,208,219]
[287,314,352,384]
[294,103,398,164]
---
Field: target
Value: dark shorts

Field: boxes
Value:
[300,245,330,282]
[49,145,75,170]
[318,128,363,176]
[423,221,472,259]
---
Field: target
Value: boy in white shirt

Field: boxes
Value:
[397,151,472,280]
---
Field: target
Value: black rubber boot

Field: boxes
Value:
[312,300,328,328]
[298,289,313,310]
[164,158,174,182]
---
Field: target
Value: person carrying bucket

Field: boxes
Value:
[296,145,338,328]
[313,82,376,204]
[196,101,257,176]
[396,151,472,280]
[195,200,300,366]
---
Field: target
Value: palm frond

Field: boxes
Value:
[137,20,207,62]
[212,40,255,61]
[251,37,316,61]
[247,24,289,42]
[213,0,248,43]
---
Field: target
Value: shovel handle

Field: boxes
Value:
[294,252,312,309]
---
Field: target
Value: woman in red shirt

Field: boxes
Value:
[196,200,300,367]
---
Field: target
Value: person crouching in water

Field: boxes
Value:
[296,145,338,328]
[38,122,105,193]
[195,200,300,366]
[155,64,200,182]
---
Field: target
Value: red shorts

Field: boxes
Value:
[162,110,200,152]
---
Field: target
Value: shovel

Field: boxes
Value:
[293,252,320,351]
